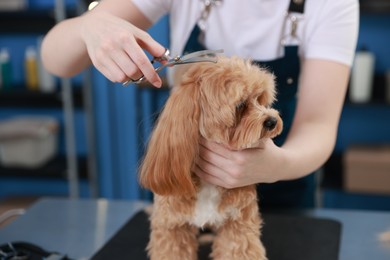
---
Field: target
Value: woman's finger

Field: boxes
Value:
[193,164,235,188]
[110,49,144,81]
[199,138,234,160]
[124,35,163,87]
[136,29,167,60]
[198,143,235,171]
[94,56,128,83]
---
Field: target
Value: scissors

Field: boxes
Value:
[122,49,224,86]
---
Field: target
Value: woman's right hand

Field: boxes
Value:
[80,10,166,87]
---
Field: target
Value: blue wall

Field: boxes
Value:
[27,0,77,9]
[356,15,390,74]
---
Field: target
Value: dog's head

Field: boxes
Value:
[139,56,283,197]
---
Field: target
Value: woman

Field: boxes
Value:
[41,0,359,209]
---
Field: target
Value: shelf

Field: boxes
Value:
[0,155,87,180]
[0,9,77,34]
[360,0,390,14]
[0,4,96,199]
[0,88,84,108]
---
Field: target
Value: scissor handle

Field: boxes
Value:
[152,48,171,64]
[122,65,167,86]
[122,49,172,86]
[122,59,174,87]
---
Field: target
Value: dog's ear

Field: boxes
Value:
[139,83,200,197]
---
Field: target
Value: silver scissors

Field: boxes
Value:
[122,49,224,86]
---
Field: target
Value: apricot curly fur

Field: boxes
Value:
[139,56,283,260]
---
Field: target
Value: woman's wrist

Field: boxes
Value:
[273,146,299,182]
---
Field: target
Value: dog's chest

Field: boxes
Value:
[191,182,237,228]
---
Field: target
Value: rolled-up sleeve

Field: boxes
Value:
[303,0,359,66]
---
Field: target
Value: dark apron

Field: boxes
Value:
[184,0,315,210]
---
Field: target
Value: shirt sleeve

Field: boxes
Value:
[302,0,359,66]
[132,0,172,24]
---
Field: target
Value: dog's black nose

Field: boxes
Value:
[263,117,278,130]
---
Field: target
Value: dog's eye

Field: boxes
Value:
[234,101,247,126]
[236,101,247,120]
[257,95,266,105]
[236,101,247,114]
[257,93,273,106]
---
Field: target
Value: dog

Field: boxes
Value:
[139,56,283,260]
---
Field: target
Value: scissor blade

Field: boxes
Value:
[121,49,224,86]
[175,56,218,65]
[179,49,224,62]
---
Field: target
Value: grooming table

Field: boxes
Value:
[91,210,341,260]
[0,198,389,260]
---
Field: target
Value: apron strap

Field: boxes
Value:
[288,0,306,14]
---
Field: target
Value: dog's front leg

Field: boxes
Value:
[211,210,267,260]
[147,223,199,260]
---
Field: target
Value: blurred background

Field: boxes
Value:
[0,0,389,222]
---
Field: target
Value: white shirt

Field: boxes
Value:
[132,0,359,66]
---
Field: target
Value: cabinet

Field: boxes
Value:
[0,0,97,199]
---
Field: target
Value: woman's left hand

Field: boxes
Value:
[193,138,287,188]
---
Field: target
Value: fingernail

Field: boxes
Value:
[153,80,162,88]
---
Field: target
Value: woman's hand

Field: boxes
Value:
[194,138,288,188]
[79,10,166,87]
[41,0,165,86]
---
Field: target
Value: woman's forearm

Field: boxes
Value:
[280,121,338,180]
[280,58,350,180]
[41,16,90,77]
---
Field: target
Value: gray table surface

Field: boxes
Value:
[0,198,390,260]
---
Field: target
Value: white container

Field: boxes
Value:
[0,0,27,11]
[0,117,58,168]
[349,50,375,103]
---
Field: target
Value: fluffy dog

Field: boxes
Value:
[139,56,283,260]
